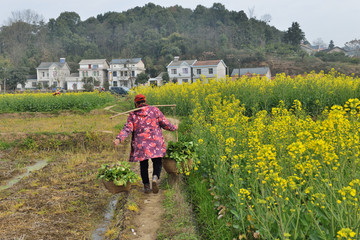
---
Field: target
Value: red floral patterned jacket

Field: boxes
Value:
[116,105,177,162]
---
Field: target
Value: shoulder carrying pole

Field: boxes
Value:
[109,104,176,119]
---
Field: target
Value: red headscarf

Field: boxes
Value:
[134,94,146,103]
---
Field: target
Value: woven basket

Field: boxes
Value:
[162,158,193,174]
[162,158,178,174]
[102,179,131,194]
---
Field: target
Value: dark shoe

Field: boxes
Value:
[152,175,159,194]
[144,184,151,194]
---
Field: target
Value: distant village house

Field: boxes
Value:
[36,58,71,89]
[77,59,109,89]
[166,57,228,84]
[108,58,145,88]
[231,67,271,79]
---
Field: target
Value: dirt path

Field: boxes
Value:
[122,117,179,240]
[124,163,164,240]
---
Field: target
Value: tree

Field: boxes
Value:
[344,39,360,57]
[247,6,255,19]
[283,22,305,46]
[260,14,272,23]
[6,9,44,25]
[162,72,169,84]
[328,40,335,49]
[5,67,27,90]
[103,80,110,91]
[312,38,326,49]
[135,72,149,85]
[82,77,99,92]
[55,11,81,35]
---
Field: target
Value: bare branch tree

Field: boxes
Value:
[247,6,255,19]
[261,14,272,23]
[6,9,44,25]
[312,38,326,49]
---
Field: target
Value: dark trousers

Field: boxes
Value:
[140,157,162,184]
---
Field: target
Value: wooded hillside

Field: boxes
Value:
[0,3,359,78]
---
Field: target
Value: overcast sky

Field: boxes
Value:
[0,0,358,47]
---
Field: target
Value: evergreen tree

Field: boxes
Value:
[283,22,305,46]
[329,40,335,49]
[135,72,149,85]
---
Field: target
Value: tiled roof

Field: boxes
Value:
[37,62,65,69]
[110,58,142,64]
[193,60,221,66]
[231,67,270,76]
[79,59,107,65]
[167,60,196,67]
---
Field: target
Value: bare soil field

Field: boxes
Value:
[0,111,182,239]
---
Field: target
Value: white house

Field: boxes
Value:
[148,72,166,86]
[65,73,83,90]
[231,67,271,79]
[78,59,109,87]
[166,57,228,84]
[108,58,145,88]
[16,75,38,90]
[192,60,227,80]
[167,56,196,84]
[36,58,71,89]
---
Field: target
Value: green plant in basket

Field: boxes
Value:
[97,161,139,186]
[165,141,198,174]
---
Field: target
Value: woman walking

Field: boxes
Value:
[113,94,177,193]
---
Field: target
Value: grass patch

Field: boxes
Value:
[110,96,133,113]
[157,175,199,240]
[0,140,15,150]
[186,174,234,240]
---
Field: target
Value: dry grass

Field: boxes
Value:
[0,107,193,239]
[0,150,124,239]
[0,108,133,239]
[0,110,127,134]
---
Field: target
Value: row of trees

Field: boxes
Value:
[0,3,309,90]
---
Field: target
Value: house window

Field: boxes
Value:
[113,81,118,86]
[209,68,213,74]
[32,82,37,87]
[42,72,45,77]
[47,73,49,77]
[113,71,117,77]
[171,69,177,74]
[124,71,128,77]
[197,69,201,75]
[92,65,98,69]
[132,71,135,77]
[120,71,123,76]
[124,64,127,68]
[182,68,188,74]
